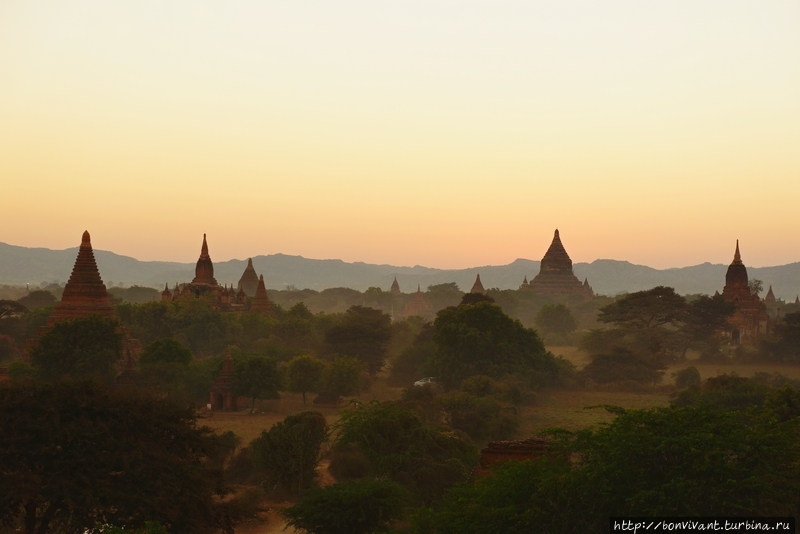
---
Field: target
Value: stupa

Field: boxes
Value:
[47,231,116,326]
[390,276,401,295]
[250,275,274,315]
[720,240,769,344]
[192,234,218,286]
[237,258,260,297]
[404,285,432,319]
[528,230,593,299]
[470,274,486,295]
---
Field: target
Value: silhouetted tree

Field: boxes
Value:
[325,306,391,377]
[286,354,326,403]
[233,356,281,412]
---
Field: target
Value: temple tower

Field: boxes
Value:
[471,274,486,295]
[390,276,401,295]
[47,231,116,326]
[721,240,769,344]
[192,234,218,286]
[237,258,260,297]
[404,284,432,319]
[209,348,237,411]
[250,275,274,315]
[528,230,593,298]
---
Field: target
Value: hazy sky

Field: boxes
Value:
[2,1,799,269]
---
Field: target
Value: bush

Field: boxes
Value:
[282,479,407,534]
[673,366,701,389]
[328,445,372,481]
[582,349,664,385]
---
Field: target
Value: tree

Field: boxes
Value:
[17,290,58,310]
[325,306,392,377]
[749,278,764,297]
[233,355,281,412]
[286,355,326,404]
[249,411,328,495]
[331,400,477,504]
[761,311,800,363]
[422,406,800,533]
[282,479,406,534]
[682,295,735,359]
[29,316,123,381]
[581,348,665,385]
[139,338,193,393]
[0,380,233,534]
[0,300,27,319]
[534,303,578,339]
[673,366,701,389]
[430,301,568,389]
[322,356,362,397]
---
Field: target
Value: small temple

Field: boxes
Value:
[720,240,769,345]
[527,230,593,299]
[237,258,260,297]
[390,276,401,295]
[404,284,432,319]
[209,348,237,411]
[470,274,486,295]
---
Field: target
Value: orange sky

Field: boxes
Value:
[1,1,799,269]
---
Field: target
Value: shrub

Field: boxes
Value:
[674,366,701,389]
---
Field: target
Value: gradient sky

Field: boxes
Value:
[2,1,799,269]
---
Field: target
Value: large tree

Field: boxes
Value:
[325,306,392,377]
[0,380,233,534]
[286,354,326,404]
[430,301,567,389]
[29,315,124,381]
[232,355,281,412]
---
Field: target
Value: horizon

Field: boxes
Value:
[2,2,799,269]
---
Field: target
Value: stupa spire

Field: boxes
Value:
[471,274,485,295]
[250,274,274,315]
[192,234,217,285]
[733,240,742,265]
[237,257,259,297]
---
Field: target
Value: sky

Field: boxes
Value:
[1,1,799,269]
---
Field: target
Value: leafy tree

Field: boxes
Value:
[422,406,800,533]
[0,300,27,319]
[682,295,735,359]
[17,290,58,310]
[761,311,800,363]
[534,303,578,339]
[139,338,192,366]
[0,380,233,534]
[749,278,764,297]
[331,401,477,504]
[282,479,406,534]
[673,366,701,389]
[430,301,567,389]
[233,355,281,412]
[322,356,362,397]
[30,316,123,381]
[325,306,392,376]
[671,373,772,412]
[387,324,435,387]
[581,348,664,385]
[286,354,326,403]
[249,411,328,495]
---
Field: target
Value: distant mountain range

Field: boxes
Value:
[2,241,800,300]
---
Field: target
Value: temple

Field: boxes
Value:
[47,231,116,326]
[390,276,401,295]
[470,274,486,295]
[250,275,275,316]
[720,240,769,344]
[237,258,260,297]
[209,348,237,411]
[404,284,432,319]
[527,230,593,299]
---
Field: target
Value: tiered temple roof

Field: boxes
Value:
[721,240,769,345]
[47,231,116,326]
[528,229,593,298]
[237,258,259,297]
[250,275,274,315]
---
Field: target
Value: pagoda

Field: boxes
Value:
[528,230,593,299]
[390,276,401,295]
[404,285,432,319]
[250,275,274,315]
[470,274,486,295]
[47,231,116,326]
[720,240,769,344]
[237,258,260,297]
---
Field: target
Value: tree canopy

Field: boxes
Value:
[0,380,233,534]
[324,305,392,377]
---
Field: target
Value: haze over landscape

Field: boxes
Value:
[2,1,799,270]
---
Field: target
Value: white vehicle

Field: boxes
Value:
[414,377,436,387]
